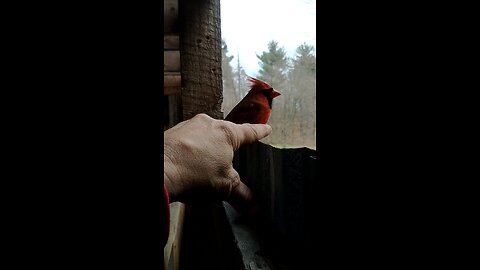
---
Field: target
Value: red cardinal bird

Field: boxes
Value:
[225,77,281,124]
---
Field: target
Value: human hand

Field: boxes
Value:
[164,113,272,213]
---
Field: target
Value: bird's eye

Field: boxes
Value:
[263,88,273,94]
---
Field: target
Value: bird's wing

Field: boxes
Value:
[225,98,270,124]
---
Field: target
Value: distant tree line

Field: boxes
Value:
[222,39,316,149]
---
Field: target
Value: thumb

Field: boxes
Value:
[226,122,272,151]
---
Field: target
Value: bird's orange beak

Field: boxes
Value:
[270,89,281,99]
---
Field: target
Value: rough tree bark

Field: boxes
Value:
[179,0,223,120]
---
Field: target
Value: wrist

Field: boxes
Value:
[164,173,176,202]
[164,153,180,202]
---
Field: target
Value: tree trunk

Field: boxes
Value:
[179,0,223,120]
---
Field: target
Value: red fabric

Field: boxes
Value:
[162,182,170,248]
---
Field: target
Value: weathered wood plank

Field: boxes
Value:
[164,72,181,87]
[233,142,316,242]
[168,93,183,127]
[164,0,178,34]
[223,203,273,270]
[164,34,179,50]
[164,86,180,96]
[164,51,181,71]
[228,143,317,270]
[164,95,170,129]
[164,202,186,270]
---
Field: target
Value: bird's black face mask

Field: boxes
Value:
[262,88,274,108]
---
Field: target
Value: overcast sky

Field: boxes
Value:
[221,0,316,76]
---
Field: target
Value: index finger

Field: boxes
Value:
[228,123,272,151]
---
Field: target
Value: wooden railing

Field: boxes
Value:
[233,141,316,244]
[201,141,318,270]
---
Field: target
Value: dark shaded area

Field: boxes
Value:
[180,202,244,270]
[180,143,316,270]
[234,142,316,244]
[231,142,316,269]
[164,95,170,128]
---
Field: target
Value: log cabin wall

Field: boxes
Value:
[164,1,183,269]
[164,0,223,269]
[164,0,182,130]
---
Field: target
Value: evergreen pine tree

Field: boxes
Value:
[221,39,236,116]
[256,40,288,90]
[289,43,316,148]
[256,40,289,145]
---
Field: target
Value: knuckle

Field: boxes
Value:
[224,170,241,199]
[218,123,236,148]
[246,124,259,139]
[195,113,211,121]
[177,137,196,152]
[230,170,241,184]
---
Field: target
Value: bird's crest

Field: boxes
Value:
[248,76,273,92]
